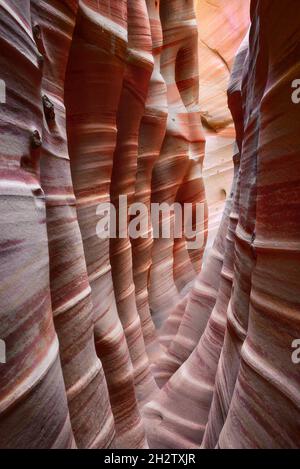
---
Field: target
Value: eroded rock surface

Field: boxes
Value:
[1,0,299,450]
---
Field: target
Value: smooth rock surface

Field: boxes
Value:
[1,0,299,451]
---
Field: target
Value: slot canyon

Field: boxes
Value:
[0,0,300,450]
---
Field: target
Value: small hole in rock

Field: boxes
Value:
[220,189,227,200]
[32,187,44,198]
[20,155,31,169]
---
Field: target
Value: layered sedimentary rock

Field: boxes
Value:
[1,0,300,451]
[65,0,146,448]
[151,185,231,388]
[110,0,157,407]
[204,0,300,448]
[0,0,76,449]
[145,0,300,449]
[144,152,239,448]
[201,32,249,448]
[131,0,167,364]
[143,31,248,448]
[31,0,115,449]
[195,0,250,248]
[0,0,208,448]
[149,0,206,336]
[151,0,250,388]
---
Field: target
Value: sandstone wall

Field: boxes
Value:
[0,0,205,448]
[145,0,300,449]
[195,0,250,249]
[0,0,299,450]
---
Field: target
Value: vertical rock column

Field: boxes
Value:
[149,0,205,331]
[144,31,249,452]
[0,0,75,448]
[158,0,208,352]
[153,178,230,387]
[131,0,168,365]
[201,32,249,448]
[31,0,115,448]
[194,0,250,249]
[65,0,146,448]
[110,0,158,407]
[171,8,207,290]
[151,0,250,391]
[144,158,238,449]
[216,0,300,448]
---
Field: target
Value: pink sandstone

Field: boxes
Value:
[1,0,299,450]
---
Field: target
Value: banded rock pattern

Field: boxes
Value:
[65,0,146,448]
[131,0,167,365]
[149,0,206,337]
[204,0,300,448]
[109,0,157,408]
[0,0,76,449]
[195,0,250,249]
[1,0,299,451]
[0,0,206,448]
[145,0,300,450]
[143,30,249,449]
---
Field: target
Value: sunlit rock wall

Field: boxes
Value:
[1,0,299,451]
[0,0,206,448]
[195,0,250,249]
[145,0,300,449]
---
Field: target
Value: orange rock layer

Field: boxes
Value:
[1,0,299,450]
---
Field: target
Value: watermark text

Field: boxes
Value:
[96,196,205,250]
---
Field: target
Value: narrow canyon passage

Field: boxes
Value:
[0,0,299,450]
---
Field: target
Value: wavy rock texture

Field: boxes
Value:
[110,0,158,408]
[131,0,167,365]
[31,0,116,449]
[201,32,249,448]
[145,0,300,449]
[149,0,250,389]
[195,0,250,249]
[0,0,75,449]
[205,0,300,448]
[144,33,249,449]
[149,0,206,343]
[64,0,147,448]
[1,0,300,451]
